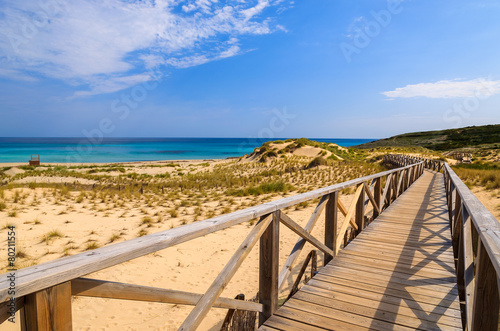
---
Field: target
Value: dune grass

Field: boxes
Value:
[452,162,500,190]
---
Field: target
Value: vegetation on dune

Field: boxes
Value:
[252,138,370,162]
[307,156,328,168]
[227,181,296,197]
[452,162,500,190]
[355,124,500,151]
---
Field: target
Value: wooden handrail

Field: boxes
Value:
[443,163,500,330]
[0,157,426,330]
[71,278,263,312]
[389,154,500,330]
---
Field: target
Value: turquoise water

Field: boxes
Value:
[0,138,374,163]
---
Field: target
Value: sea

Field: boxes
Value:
[0,137,375,163]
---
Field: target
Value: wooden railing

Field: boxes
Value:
[384,154,444,172]
[444,163,500,330]
[389,154,500,330]
[0,159,425,330]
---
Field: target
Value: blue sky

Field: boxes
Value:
[1,0,499,139]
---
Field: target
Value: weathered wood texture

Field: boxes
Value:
[179,214,273,331]
[443,163,500,331]
[71,278,263,312]
[260,170,462,331]
[259,212,280,326]
[23,281,72,331]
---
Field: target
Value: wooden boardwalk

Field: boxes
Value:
[260,170,463,331]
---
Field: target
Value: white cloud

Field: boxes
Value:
[0,67,37,82]
[72,73,154,97]
[382,78,500,99]
[345,16,368,39]
[241,0,269,20]
[0,0,287,96]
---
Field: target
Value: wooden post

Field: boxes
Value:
[373,178,381,219]
[392,172,398,201]
[471,239,500,331]
[259,211,280,326]
[23,282,72,331]
[386,175,392,208]
[462,209,475,331]
[324,192,338,265]
[448,183,455,223]
[453,193,462,233]
[355,184,365,234]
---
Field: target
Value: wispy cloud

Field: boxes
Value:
[0,0,287,96]
[345,16,368,39]
[382,78,500,99]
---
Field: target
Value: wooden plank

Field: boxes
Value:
[178,214,273,331]
[391,171,398,201]
[299,285,462,327]
[343,242,456,267]
[453,193,462,236]
[278,195,328,292]
[23,281,72,331]
[320,264,458,295]
[285,298,416,331]
[258,325,280,331]
[353,232,453,248]
[292,290,461,330]
[259,211,280,326]
[359,223,454,239]
[359,236,453,250]
[342,241,456,265]
[263,314,327,331]
[348,239,455,259]
[337,199,358,231]
[279,212,334,258]
[330,252,456,280]
[335,184,364,254]
[273,306,363,331]
[335,248,457,275]
[309,277,459,310]
[373,178,382,219]
[395,170,405,198]
[71,278,263,312]
[300,283,461,319]
[461,208,475,331]
[368,216,450,226]
[325,192,338,264]
[471,239,500,330]
[317,269,457,304]
[355,184,366,233]
[362,226,453,240]
[0,296,24,324]
[353,235,453,250]
[381,173,393,210]
[357,228,453,245]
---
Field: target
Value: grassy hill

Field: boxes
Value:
[356,124,500,151]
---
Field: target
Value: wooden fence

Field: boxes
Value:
[0,156,427,330]
[387,154,500,331]
[445,162,500,330]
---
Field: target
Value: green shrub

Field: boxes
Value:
[227,181,295,196]
[307,157,328,168]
